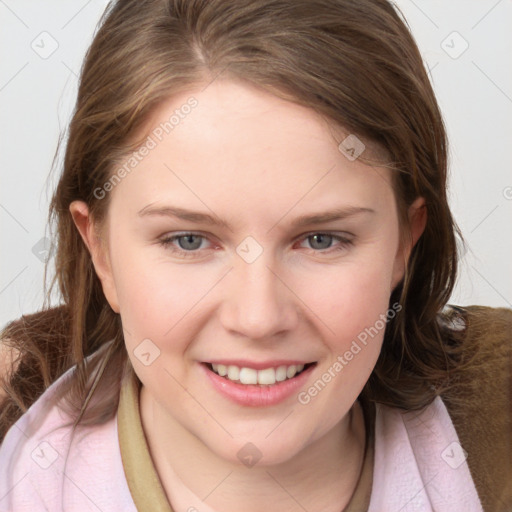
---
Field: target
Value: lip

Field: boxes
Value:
[201,361,316,407]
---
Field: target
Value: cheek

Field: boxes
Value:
[291,247,397,395]
[110,244,210,347]
[297,249,397,340]
[293,264,393,428]
[112,250,216,394]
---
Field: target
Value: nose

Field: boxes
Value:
[219,254,299,341]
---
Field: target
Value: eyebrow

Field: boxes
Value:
[137,204,375,230]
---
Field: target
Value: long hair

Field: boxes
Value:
[1,0,471,441]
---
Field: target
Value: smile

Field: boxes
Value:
[201,361,317,407]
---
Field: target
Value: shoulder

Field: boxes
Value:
[441,304,512,512]
[0,361,136,511]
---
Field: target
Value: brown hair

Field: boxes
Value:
[1,0,473,441]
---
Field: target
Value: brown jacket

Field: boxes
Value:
[441,306,512,512]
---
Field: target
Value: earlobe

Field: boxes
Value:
[69,200,120,313]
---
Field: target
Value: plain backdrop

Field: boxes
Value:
[1,0,511,330]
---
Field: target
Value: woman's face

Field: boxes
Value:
[76,79,423,465]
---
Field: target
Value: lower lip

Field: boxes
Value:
[201,363,316,407]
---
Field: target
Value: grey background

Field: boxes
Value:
[1,0,511,330]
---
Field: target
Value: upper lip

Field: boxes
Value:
[203,359,316,370]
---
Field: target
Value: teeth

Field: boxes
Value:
[239,367,258,384]
[286,365,297,379]
[275,366,287,382]
[210,363,308,385]
[258,368,276,385]
[227,365,240,380]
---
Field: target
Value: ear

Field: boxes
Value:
[69,200,120,313]
[391,197,427,289]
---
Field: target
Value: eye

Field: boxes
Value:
[296,232,353,253]
[158,231,353,259]
[158,232,212,258]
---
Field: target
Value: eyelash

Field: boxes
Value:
[158,231,354,259]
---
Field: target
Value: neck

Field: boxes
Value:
[140,387,366,512]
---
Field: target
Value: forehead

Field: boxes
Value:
[108,79,395,223]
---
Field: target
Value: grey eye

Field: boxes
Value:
[307,234,334,250]
[177,234,203,250]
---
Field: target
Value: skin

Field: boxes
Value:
[70,79,426,512]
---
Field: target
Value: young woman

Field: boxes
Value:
[1,0,510,511]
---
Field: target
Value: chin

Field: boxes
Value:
[202,431,308,468]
